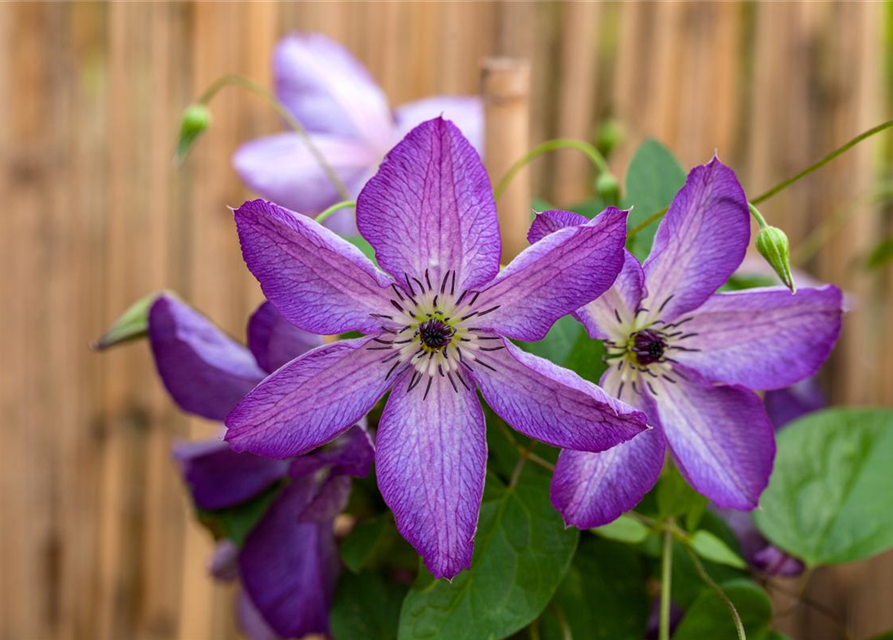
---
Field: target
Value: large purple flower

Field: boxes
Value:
[148,294,373,639]
[232,33,482,234]
[534,158,843,526]
[224,117,649,579]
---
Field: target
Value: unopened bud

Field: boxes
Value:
[756,226,796,293]
[92,291,163,350]
[596,120,624,154]
[175,104,212,165]
[596,172,620,204]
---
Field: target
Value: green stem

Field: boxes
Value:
[495,420,556,472]
[747,203,768,230]
[659,519,674,640]
[315,200,357,224]
[195,74,350,200]
[685,546,746,640]
[628,118,893,240]
[493,138,611,201]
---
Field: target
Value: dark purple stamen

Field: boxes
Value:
[630,330,667,366]
[419,318,455,350]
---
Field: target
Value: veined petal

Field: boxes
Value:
[234,199,395,335]
[472,340,647,453]
[526,209,588,244]
[289,425,375,480]
[477,208,629,341]
[236,592,283,640]
[550,365,664,528]
[247,301,323,373]
[642,158,750,321]
[274,33,392,149]
[172,439,288,511]
[652,366,775,510]
[376,370,486,579]
[239,478,339,638]
[356,117,501,293]
[670,285,842,390]
[225,337,393,458]
[148,296,264,420]
[576,250,646,341]
[393,96,484,153]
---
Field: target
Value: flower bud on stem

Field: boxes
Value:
[750,204,796,294]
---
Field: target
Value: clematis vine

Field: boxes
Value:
[147,295,373,639]
[225,117,649,579]
[233,33,482,234]
[533,158,843,527]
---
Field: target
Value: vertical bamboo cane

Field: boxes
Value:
[482,57,531,263]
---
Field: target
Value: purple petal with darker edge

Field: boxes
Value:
[173,439,288,511]
[234,199,395,336]
[208,540,240,582]
[376,370,486,580]
[642,158,750,321]
[650,365,775,510]
[225,337,393,459]
[575,249,646,341]
[764,377,825,430]
[671,286,842,390]
[236,591,283,640]
[526,209,588,244]
[148,296,265,421]
[472,339,647,453]
[393,96,484,153]
[247,301,323,373]
[356,117,501,293]
[477,208,629,341]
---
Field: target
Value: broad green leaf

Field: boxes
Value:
[196,482,283,547]
[689,530,746,569]
[672,580,772,640]
[594,514,650,544]
[623,139,686,260]
[569,195,610,219]
[92,291,164,350]
[341,515,392,573]
[516,315,606,383]
[330,571,407,640]
[754,408,893,565]
[397,467,579,640]
[539,537,649,640]
[657,464,708,520]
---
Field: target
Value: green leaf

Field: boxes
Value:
[657,464,708,520]
[398,467,579,640]
[689,531,746,569]
[754,407,893,565]
[594,514,650,544]
[516,315,607,383]
[672,580,772,640]
[623,139,686,260]
[330,571,407,640]
[92,291,164,350]
[341,515,392,573]
[866,632,893,640]
[865,237,893,270]
[196,482,283,547]
[540,537,649,640]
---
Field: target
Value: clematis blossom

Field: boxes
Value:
[534,158,843,527]
[225,117,649,579]
[233,33,483,235]
[147,294,373,639]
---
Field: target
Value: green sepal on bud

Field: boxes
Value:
[595,171,620,204]
[756,225,796,294]
[175,104,212,165]
[596,119,624,155]
[92,291,165,351]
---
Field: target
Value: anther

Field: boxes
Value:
[658,294,675,313]
[425,269,432,291]
[423,377,434,400]
[440,270,450,295]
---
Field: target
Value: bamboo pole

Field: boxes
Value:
[482,57,531,263]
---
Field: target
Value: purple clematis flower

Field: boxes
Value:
[232,33,483,235]
[533,158,843,527]
[148,294,373,639]
[224,117,649,579]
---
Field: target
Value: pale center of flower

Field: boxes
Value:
[366,269,505,398]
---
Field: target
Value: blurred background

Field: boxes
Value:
[1,2,891,639]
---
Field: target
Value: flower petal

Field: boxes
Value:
[225,337,393,458]
[652,366,775,510]
[232,133,375,229]
[575,249,646,341]
[472,340,648,452]
[289,425,375,480]
[526,209,588,244]
[642,158,750,321]
[550,366,664,528]
[356,117,501,292]
[236,591,283,640]
[375,370,486,579]
[393,96,484,153]
[148,295,265,420]
[274,33,392,148]
[239,478,339,638]
[670,285,842,390]
[477,208,629,341]
[173,439,289,511]
[234,199,395,335]
[247,301,323,373]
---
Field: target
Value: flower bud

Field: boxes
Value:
[92,291,163,350]
[596,172,620,204]
[175,104,212,165]
[756,226,796,293]
[596,120,624,154]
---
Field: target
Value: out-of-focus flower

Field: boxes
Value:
[147,294,373,639]
[224,117,649,579]
[233,33,483,234]
[531,158,843,527]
